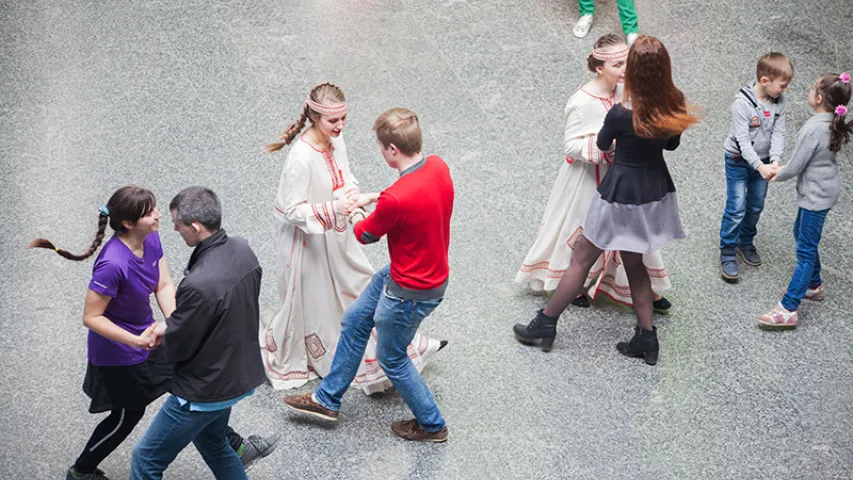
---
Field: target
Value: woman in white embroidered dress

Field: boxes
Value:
[516,35,672,311]
[262,83,443,393]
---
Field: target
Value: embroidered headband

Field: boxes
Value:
[98,205,110,217]
[306,96,347,116]
[836,105,848,117]
[592,46,629,62]
[839,72,850,84]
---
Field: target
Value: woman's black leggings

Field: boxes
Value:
[73,409,246,474]
[73,408,146,474]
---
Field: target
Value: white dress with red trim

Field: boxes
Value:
[262,134,441,392]
[515,85,671,304]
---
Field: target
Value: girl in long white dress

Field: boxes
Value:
[516,35,673,311]
[261,83,443,393]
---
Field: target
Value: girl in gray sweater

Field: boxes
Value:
[757,72,852,328]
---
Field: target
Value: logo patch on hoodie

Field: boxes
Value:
[749,116,760,127]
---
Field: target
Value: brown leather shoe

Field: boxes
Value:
[390,419,448,443]
[282,393,338,421]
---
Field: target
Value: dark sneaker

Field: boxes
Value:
[571,294,590,308]
[391,419,449,443]
[720,247,739,282]
[738,245,762,266]
[652,296,672,314]
[240,433,281,470]
[283,393,339,421]
[67,467,111,480]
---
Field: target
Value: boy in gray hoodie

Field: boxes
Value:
[719,52,794,282]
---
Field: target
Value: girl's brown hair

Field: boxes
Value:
[28,186,156,261]
[623,35,701,138]
[814,73,853,153]
[266,83,346,152]
[587,34,626,73]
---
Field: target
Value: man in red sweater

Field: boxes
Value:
[284,108,454,443]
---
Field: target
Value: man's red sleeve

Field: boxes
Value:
[354,192,400,244]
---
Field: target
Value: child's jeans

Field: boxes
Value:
[719,152,769,250]
[782,208,829,312]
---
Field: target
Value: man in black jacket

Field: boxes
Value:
[130,187,270,480]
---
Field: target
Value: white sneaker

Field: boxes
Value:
[573,15,594,38]
[626,33,639,46]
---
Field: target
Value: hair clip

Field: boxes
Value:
[839,72,850,84]
[836,105,848,116]
[98,205,110,217]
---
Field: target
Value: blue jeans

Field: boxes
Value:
[781,208,829,312]
[719,152,769,249]
[130,395,246,480]
[315,264,446,432]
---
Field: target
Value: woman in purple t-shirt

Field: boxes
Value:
[30,186,175,480]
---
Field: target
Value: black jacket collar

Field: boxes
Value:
[187,229,227,272]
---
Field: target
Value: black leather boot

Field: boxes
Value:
[513,309,558,352]
[616,326,659,365]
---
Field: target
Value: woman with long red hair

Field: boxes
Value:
[513,36,700,365]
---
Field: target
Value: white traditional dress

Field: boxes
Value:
[516,85,671,304]
[261,133,441,393]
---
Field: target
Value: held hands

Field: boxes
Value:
[332,192,379,219]
[758,163,782,181]
[137,322,166,350]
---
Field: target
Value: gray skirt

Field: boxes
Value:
[584,191,685,253]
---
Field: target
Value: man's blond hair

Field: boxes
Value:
[373,108,422,156]
[757,52,794,82]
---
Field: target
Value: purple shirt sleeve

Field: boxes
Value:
[89,259,124,297]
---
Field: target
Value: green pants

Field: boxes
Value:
[578,0,639,34]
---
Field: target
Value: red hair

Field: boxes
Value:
[624,36,701,138]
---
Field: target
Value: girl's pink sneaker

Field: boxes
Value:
[778,284,824,301]
[756,304,798,328]
[805,284,824,301]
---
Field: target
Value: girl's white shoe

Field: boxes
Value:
[573,15,594,38]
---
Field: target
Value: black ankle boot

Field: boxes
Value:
[616,326,659,365]
[513,309,558,352]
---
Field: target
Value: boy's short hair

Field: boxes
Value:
[373,108,422,156]
[756,52,794,82]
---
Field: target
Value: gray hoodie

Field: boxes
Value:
[723,82,787,169]
[775,112,840,211]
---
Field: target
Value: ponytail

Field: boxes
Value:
[266,103,311,152]
[28,186,156,262]
[29,214,108,261]
[829,114,853,153]
[266,82,347,153]
[814,72,852,153]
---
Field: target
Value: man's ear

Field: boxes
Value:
[191,222,202,234]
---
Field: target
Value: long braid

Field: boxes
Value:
[266,82,346,153]
[28,214,108,261]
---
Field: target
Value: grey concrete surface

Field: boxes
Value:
[2,0,853,478]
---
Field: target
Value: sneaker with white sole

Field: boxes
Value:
[573,15,594,38]
[626,33,639,46]
[756,304,798,328]
[779,284,825,302]
[805,284,825,301]
[240,433,281,470]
